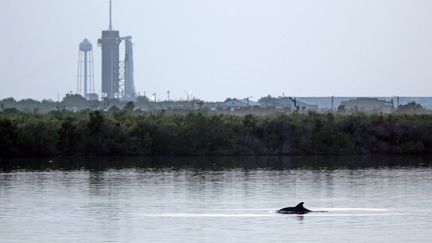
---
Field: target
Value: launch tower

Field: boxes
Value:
[98,0,136,100]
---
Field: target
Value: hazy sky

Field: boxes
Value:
[1,0,432,101]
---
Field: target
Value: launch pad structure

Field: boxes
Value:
[98,0,136,100]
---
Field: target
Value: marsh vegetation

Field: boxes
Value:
[1,107,432,157]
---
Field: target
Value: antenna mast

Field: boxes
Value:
[109,0,112,30]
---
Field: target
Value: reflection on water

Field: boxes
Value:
[1,156,432,242]
[1,155,432,172]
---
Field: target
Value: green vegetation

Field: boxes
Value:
[1,109,432,157]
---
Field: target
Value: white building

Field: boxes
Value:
[339,98,394,113]
[222,98,263,110]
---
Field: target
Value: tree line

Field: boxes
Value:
[1,108,432,157]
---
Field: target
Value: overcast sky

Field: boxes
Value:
[1,0,432,101]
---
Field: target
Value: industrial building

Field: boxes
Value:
[222,98,264,110]
[339,98,394,113]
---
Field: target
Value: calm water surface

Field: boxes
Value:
[1,156,432,242]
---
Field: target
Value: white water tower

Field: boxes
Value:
[77,39,98,100]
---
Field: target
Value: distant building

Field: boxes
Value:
[259,97,318,111]
[275,97,318,111]
[222,98,263,110]
[339,98,394,113]
[202,102,223,111]
[157,101,200,110]
[295,97,432,111]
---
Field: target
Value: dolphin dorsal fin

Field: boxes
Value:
[296,202,304,208]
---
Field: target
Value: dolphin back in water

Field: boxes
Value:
[276,202,312,214]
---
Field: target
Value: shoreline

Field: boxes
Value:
[2,154,432,171]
